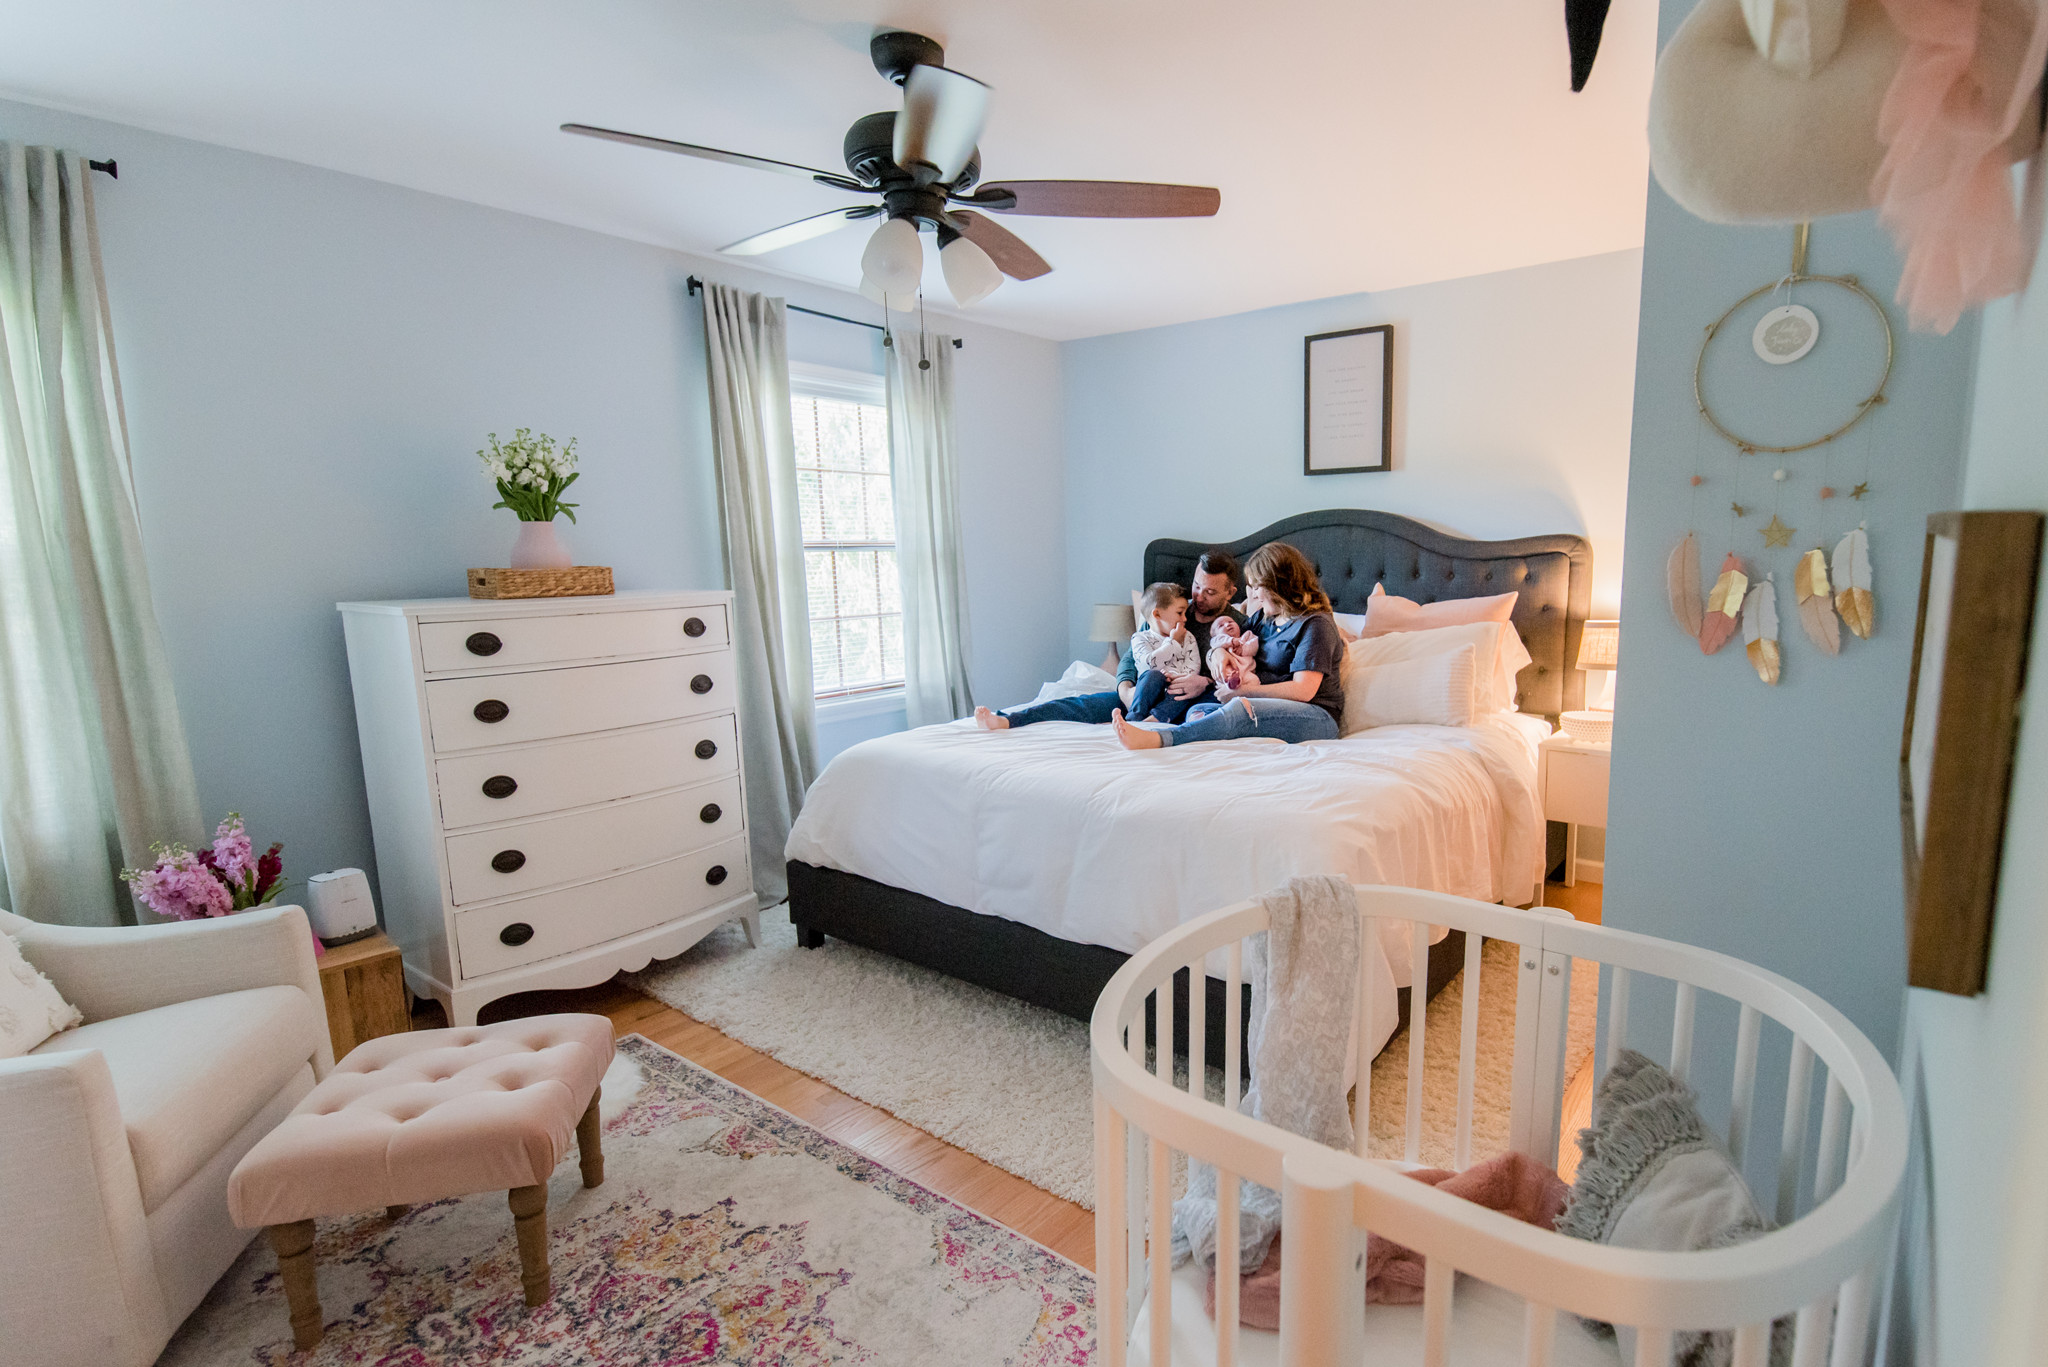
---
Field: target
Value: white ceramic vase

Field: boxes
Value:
[510,520,572,569]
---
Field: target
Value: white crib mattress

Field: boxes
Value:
[1127,1261,1621,1367]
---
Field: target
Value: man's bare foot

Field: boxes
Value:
[1112,708,1164,750]
[973,706,1010,731]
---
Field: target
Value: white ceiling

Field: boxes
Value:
[0,0,1657,341]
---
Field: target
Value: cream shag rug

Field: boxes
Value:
[631,908,1597,1210]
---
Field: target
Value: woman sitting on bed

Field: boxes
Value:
[1112,541,1344,751]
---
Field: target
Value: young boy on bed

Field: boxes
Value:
[1123,583,1214,723]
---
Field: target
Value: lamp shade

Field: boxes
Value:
[1088,603,1137,643]
[1575,619,1620,671]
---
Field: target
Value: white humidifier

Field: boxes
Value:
[305,868,378,946]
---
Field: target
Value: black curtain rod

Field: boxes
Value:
[687,275,962,348]
[89,159,117,178]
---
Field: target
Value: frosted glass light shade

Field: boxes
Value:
[860,273,918,312]
[861,217,923,296]
[940,235,1002,306]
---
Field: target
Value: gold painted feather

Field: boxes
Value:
[1699,553,1747,655]
[1668,532,1704,640]
[1832,524,1874,639]
[1794,547,1840,655]
[1743,574,1781,685]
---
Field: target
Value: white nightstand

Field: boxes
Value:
[1538,731,1610,902]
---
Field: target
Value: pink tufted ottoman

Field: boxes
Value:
[227,1014,614,1350]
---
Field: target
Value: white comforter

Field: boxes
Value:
[786,711,1549,966]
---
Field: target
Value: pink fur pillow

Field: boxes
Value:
[1360,583,1519,638]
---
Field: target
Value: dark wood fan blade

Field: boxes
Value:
[720,205,881,256]
[969,180,1220,218]
[949,211,1052,280]
[561,123,868,191]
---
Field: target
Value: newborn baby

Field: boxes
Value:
[1207,617,1259,691]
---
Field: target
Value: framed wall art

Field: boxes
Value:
[1304,323,1393,475]
[1900,509,2043,995]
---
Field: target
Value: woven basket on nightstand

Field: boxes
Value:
[467,566,615,599]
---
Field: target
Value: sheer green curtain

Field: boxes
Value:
[886,328,974,726]
[0,144,203,925]
[702,283,817,905]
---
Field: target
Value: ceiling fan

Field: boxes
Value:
[563,29,1220,309]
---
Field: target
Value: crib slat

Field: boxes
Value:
[1226,940,1244,1113]
[1093,1094,1128,1367]
[1455,932,1484,1170]
[1522,1302,1557,1367]
[1829,1260,1878,1367]
[1422,1257,1453,1367]
[1126,1123,1146,1328]
[1731,1322,1771,1367]
[1791,1295,1835,1367]
[1149,1136,1171,1367]
[1354,919,1376,1156]
[1605,966,1632,1073]
[1159,981,1176,1082]
[1406,921,1429,1164]
[1216,1168,1240,1367]
[1669,982,1697,1084]
[1278,1149,1353,1367]
[1812,1071,1848,1205]
[1187,963,1206,1102]
[1633,1327,1674,1366]
[1728,1004,1762,1167]
[1778,1038,1815,1225]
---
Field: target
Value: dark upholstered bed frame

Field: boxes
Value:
[789,509,1593,1070]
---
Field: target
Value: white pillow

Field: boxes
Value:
[1333,611,1368,641]
[0,932,82,1059]
[1341,645,1478,735]
[1343,620,1520,714]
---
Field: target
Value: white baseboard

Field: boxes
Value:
[1575,858,1604,885]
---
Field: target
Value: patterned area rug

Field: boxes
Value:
[161,1036,1093,1366]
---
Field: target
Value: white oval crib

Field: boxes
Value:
[1090,888,1906,1367]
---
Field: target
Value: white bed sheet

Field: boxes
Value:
[785,710,1548,969]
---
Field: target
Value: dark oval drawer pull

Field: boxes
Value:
[499,922,535,947]
[473,699,509,723]
[690,674,714,695]
[699,802,722,824]
[695,739,718,760]
[465,631,503,656]
[705,865,728,886]
[683,616,707,638]
[490,849,526,874]
[481,775,518,799]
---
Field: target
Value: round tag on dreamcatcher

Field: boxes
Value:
[1753,303,1819,364]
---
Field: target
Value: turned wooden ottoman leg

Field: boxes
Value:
[577,1087,605,1188]
[267,1220,323,1351]
[508,1184,550,1306]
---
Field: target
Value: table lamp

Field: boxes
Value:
[1561,619,1618,743]
[1089,602,1138,672]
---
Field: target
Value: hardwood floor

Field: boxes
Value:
[413,877,1605,1274]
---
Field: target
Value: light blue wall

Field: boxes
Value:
[1602,8,1979,1075]
[1058,250,1644,664]
[0,98,1065,907]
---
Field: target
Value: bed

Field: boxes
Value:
[785,509,1592,1064]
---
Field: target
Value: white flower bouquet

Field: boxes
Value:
[479,428,580,523]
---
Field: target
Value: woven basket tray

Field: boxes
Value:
[467,566,615,599]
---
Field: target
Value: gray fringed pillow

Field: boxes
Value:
[1556,1049,1792,1367]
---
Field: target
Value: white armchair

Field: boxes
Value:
[0,905,333,1367]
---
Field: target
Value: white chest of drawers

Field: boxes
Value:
[339,590,757,1025]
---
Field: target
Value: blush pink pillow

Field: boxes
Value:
[1360,583,1519,638]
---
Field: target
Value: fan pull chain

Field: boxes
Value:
[917,292,931,370]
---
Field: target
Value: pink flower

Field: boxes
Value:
[210,812,256,883]
[125,844,235,920]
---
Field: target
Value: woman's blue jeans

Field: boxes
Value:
[1158,697,1338,746]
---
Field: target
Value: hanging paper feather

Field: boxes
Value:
[1668,532,1703,640]
[1699,553,1748,655]
[1743,575,1782,685]
[1832,523,1875,639]
[1794,548,1840,655]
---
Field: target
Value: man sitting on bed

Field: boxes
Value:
[974,550,1248,730]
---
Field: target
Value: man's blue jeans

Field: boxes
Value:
[999,690,1124,727]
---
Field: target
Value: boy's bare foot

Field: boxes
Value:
[974,706,1010,731]
[1112,708,1164,750]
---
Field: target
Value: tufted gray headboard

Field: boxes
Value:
[1143,509,1593,719]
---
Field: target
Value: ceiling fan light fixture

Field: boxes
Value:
[860,272,918,312]
[939,235,1002,306]
[861,217,924,296]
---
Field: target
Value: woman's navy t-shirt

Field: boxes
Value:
[1245,610,1346,723]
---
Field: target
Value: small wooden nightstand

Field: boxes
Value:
[317,930,411,1060]
[1538,732,1610,902]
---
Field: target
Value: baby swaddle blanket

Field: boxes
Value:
[1170,873,1360,1272]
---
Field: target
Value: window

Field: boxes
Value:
[790,366,901,698]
